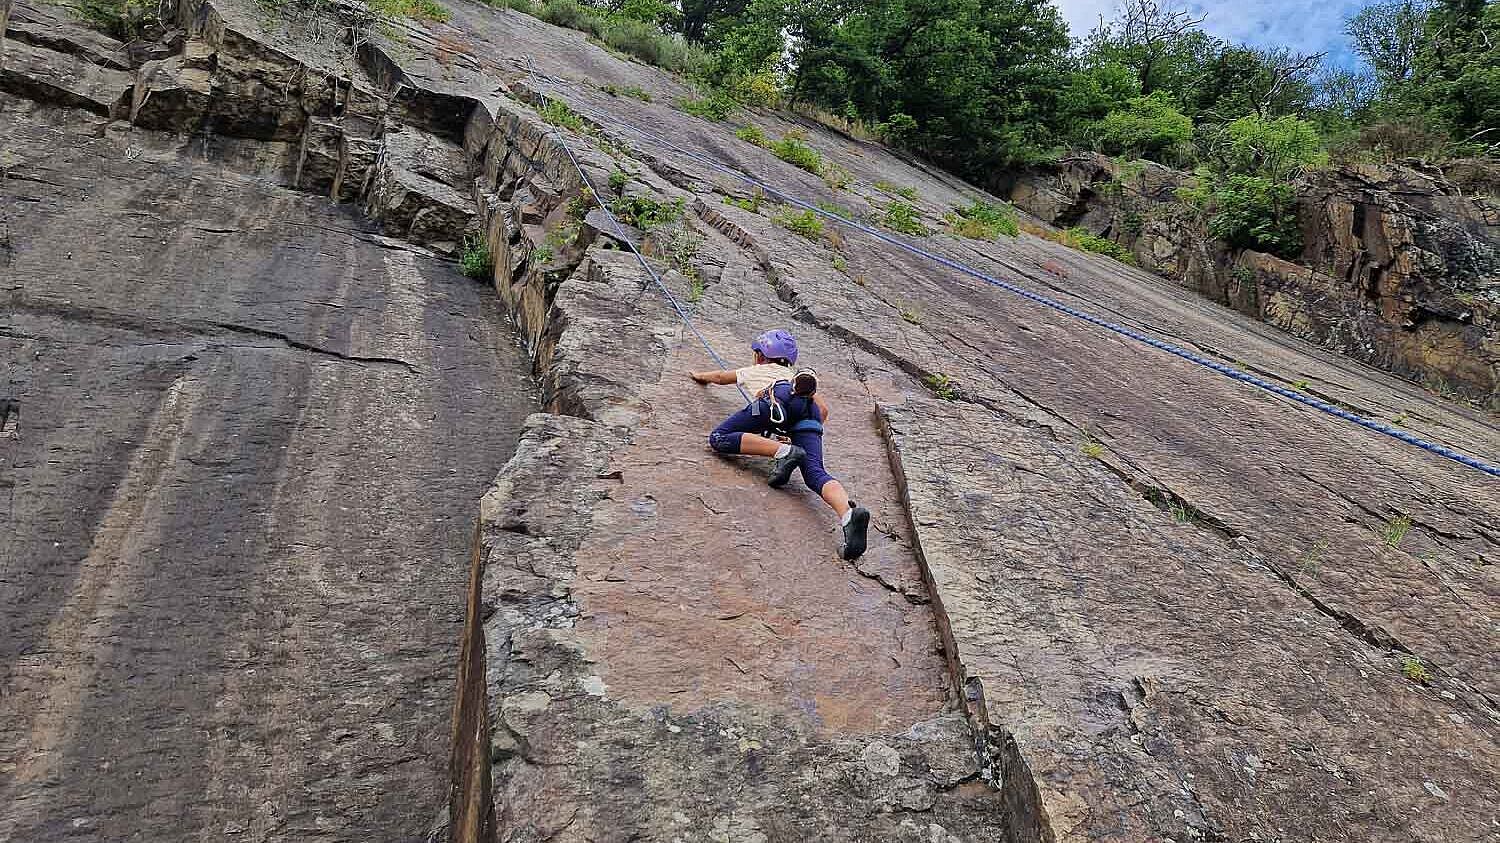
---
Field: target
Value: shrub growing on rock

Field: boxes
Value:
[1093,93,1194,162]
[947,200,1018,239]
[611,195,685,229]
[768,131,822,174]
[459,234,492,278]
[735,125,767,146]
[1064,228,1136,265]
[1203,175,1301,258]
[882,200,929,236]
[773,208,824,239]
[679,91,737,121]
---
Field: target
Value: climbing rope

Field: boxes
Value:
[522,70,1500,480]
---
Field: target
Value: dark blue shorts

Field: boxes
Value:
[707,382,835,493]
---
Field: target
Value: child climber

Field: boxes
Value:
[690,329,872,561]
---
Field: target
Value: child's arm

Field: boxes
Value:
[690,369,739,385]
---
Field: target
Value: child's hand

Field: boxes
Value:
[690,371,711,385]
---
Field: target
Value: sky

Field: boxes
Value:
[1053,0,1371,68]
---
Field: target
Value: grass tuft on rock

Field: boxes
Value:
[460,234,493,279]
[773,208,824,240]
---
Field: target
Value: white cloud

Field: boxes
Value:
[1053,0,1369,65]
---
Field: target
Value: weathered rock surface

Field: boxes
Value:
[0,5,537,839]
[1,0,1496,841]
[1007,152,1500,408]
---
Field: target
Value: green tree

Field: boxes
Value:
[781,0,1073,172]
[1345,0,1430,86]
[1397,0,1500,148]
[1082,0,1218,97]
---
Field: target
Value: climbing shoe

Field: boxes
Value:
[767,445,806,488]
[840,505,870,561]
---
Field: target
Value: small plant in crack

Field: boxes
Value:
[611,195,684,230]
[1399,656,1431,684]
[1296,540,1328,578]
[772,208,824,240]
[923,373,959,400]
[531,243,554,264]
[899,307,921,325]
[831,254,847,272]
[567,186,595,220]
[539,98,585,132]
[723,192,763,214]
[1293,379,1311,391]
[608,168,629,193]
[1392,412,1408,427]
[459,233,492,279]
[1380,515,1412,549]
[1080,439,1104,459]
[686,275,705,303]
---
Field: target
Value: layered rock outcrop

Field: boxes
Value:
[1006,153,1500,408]
[3,1,1497,842]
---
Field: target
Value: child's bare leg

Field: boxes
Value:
[734,432,783,458]
[819,480,851,517]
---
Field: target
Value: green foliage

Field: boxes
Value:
[820,162,852,190]
[1204,175,1301,258]
[768,131,822,174]
[567,186,595,219]
[538,98,585,131]
[367,0,449,19]
[532,243,555,264]
[608,169,630,193]
[773,208,824,239]
[73,0,155,39]
[947,200,1018,239]
[1218,114,1327,180]
[723,192,764,213]
[831,254,848,271]
[1381,514,1412,549]
[1065,228,1135,264]
[727,69,782,107]
[1058,62,1141,137]
[601,84,653,102]
[1092,93,1194,160]
[679,91,737,120]
[874,113,918,145]
[815,200,854,218]
[611,195,685,229]
[530,0,706,74]
[924,373,959,400]
[874,181,919,201]
[459,234,493,279]
[735,124,767,146]
[1080,440,1105,459]
[882,201,929,236]
[1400,656,1430,684]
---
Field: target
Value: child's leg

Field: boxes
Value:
[708,402,782,457]
[790,431,851,516]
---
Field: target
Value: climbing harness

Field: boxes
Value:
[522,66,1500,480]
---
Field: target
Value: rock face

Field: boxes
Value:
[0,2,537,840]
[2,1,1497,842]
[1006,153,1500,408]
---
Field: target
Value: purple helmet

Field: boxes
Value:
[751,329,798,365]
